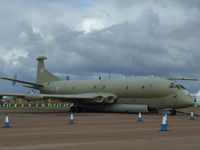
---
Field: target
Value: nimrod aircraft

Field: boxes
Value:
[0,56,195,114]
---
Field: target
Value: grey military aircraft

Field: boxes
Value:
[0,56,195,114]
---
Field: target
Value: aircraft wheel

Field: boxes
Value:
[69,107,75,113]
[169,109,177,115]
[148,108,159,113]
[70,106,82,113]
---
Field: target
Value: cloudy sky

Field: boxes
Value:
[1,0,200,93]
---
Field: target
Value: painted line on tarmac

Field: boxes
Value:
[0,140,138,150]
[1,136,200,150]
[1,125,200,138]
[0,128,157,137]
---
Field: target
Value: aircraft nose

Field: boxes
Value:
[184,94,194,107]
[175,91,194,108]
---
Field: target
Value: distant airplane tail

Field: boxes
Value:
[36,56,60,84]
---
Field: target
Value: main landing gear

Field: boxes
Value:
[148,108,159,113]
[70,106,82,113]
[169,109,177,116]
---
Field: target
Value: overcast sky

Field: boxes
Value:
[1,0,200,93]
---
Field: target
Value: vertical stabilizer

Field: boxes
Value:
[36,56,60,84]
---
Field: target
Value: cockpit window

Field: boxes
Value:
[169,83,176,88]
[179,84,186,90]
[169,83,186,90]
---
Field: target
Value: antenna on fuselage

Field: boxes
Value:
[12,74,17,86]
[66,76,70,81]
[109,69,111,79]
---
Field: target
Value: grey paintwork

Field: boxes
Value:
[38,78,192,109]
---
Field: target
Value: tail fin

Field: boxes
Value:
[36,56,60,84]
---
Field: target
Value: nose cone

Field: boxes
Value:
[181,92,194,107]
[184,94,194,107]
[177,91,194,108]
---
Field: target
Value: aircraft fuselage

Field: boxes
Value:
[40,78,193,109]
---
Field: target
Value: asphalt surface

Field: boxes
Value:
[0,109,200,150]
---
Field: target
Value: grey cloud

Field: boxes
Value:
[174,0,200,8]
[1,0,200,92]
[112,0,152,8]
[14,7,200,77]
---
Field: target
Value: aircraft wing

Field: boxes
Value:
[0,93,117,103]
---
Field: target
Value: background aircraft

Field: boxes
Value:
[190,91,200,107]
[0,96,15,103]
[0,56,194,114]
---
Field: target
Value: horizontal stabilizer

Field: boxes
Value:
[166,78,198,81]
[0,77,43,87]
